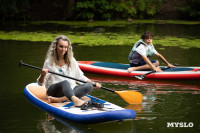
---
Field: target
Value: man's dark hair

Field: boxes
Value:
[141,31,154,39]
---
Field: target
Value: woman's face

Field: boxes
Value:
[144,38,152,45]
[56,39,68,57]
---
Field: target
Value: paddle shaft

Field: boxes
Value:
[19,60,115,93]
[143,66,170,76]
[143,63,179,77]
[135,63,179,80]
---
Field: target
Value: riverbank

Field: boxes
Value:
[0,20,200,48]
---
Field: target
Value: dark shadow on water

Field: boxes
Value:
[37,113,136,133]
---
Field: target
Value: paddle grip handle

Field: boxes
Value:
[19,60,42,71]
[19,60,88,83]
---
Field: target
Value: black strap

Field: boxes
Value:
[136,42,145,48]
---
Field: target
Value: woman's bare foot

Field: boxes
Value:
[47,96,54,103]
[71,96,86,107]
[47,96,68,104]
[81,96,91,102]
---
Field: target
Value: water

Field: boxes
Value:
[1,21,200,38]
[0,23,200,132]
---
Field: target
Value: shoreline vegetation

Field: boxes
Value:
[0,20,200,49]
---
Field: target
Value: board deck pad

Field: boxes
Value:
[28,84,112,111]
[90,62,194,71]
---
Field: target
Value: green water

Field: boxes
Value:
[0,21,200,133]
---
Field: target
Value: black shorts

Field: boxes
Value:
[130,60,157,67]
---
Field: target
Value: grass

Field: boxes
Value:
[0,31,200,49]
[0,20,200,49]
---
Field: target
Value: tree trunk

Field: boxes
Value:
[63,0,75,20]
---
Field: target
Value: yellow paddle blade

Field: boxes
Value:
[115,90,143,104]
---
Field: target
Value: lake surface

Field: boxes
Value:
[0,22,200,133]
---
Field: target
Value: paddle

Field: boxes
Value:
[19,60,143,104]
[134,63,179,80]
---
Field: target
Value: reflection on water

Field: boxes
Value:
[88,75,200,131]
[1,21,200,38]
[0,39,200,132]
[34,73,200,133]
[37,114,136,133]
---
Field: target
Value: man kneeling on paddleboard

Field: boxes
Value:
[37,35,102,110]
[128,31,176,73]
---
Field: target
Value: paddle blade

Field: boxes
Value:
[115,91,143,104]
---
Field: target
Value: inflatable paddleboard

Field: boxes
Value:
[24,83,136,124]
[78,61,200,80]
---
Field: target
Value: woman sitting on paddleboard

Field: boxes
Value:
[128,31,175,73]
[37,35,101,109]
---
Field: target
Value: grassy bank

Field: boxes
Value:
[0,20,200,49]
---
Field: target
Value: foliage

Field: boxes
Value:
[74,0,95,19]
[73,0,165,20]
[111,0,137,19]
[0,0,200,20]
[136,0,163,18]
[176,0,200,20]
[74,0,157,20]
[0,0,36,20]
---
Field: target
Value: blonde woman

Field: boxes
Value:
[37,35,101,109]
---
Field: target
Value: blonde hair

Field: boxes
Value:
[45,35,74,69]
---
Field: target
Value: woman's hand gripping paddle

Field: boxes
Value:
[19,60,143,104]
